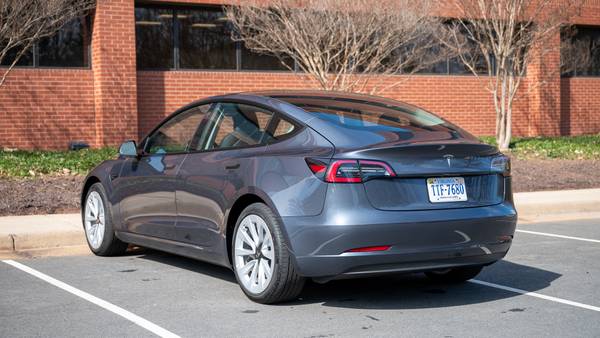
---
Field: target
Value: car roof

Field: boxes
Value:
[161,90,475,154]
[243,90,421,111]
[180,90,422,126]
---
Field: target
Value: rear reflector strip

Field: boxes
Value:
[346,245,391,253]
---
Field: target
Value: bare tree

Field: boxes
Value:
[225,0,449,94]
[0,0,95,87]
[440,0,582,151]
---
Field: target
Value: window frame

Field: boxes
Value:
[197,102,277,151]
[561,24,600,78]
[192,100,303,152]
[0,16,92,70]
[139,98,304,156]
[134,4,496,76]
[135,3,296,73]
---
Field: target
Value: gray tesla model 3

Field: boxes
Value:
[81,90,517,303]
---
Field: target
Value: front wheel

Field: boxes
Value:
[232,203,305,304]
[425,265,483,283]
[82,183,128,256]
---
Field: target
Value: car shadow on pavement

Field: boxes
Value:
[292,260,561,309]
[135,249,238,283]
[134,250,560,310]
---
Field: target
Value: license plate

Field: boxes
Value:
[427,177,468,203]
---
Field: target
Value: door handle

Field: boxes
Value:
[225,163,240,170]
[165,163,176,170]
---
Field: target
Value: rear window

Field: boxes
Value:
[274,96,454,133]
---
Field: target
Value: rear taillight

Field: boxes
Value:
[358,160,396,181]
[306,158,395,183]
[326,160,362,183]
[305,158,328,180]
[308,163,326,174]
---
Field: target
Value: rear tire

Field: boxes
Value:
[425,265,483,283]
[232,203,305,304]
[82,183,128,256]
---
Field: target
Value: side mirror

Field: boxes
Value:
[119,140,138,158]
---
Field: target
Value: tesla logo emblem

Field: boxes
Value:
[443,154,455,167]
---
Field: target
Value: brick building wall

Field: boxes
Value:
[91,0,139,147]
[137,71,532,140]
[0,69,95,149]
[0,0,599,150]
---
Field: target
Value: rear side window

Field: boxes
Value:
[273,118,296,138]
[194,102,299,151]
[275,97,453,133]
[198,103,274,150]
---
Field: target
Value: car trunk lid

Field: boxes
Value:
[339,143,505,211]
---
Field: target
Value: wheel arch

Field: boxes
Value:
[225,193,267,265]
[225,188,287,264]
[81,175,101,210]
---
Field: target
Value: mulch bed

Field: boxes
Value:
[0,175,83,217]
[0,159,599,216]
[511,158,600,193]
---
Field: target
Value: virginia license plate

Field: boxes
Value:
[427,177,468,203]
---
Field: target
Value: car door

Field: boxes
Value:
[175,102,276,254]
[115,105,209,240]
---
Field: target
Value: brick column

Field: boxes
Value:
[526,33,562,137]
[91,0,138,147]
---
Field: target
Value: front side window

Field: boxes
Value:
[145,105,209,154]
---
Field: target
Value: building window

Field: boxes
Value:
[135,5,292,71]
[562,25,600,77]
[178,8,237,69]
[133,5,494,75]
[0,47,34,67]
[1,17,90,68]
[38,17,91,67]
[135,7,174,69]
[240,43,291,71]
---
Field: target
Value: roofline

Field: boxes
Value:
[242,90,422,111]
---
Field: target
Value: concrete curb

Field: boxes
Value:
[514,188,600,220]
[0,214,86,257]
[1,188,599,256]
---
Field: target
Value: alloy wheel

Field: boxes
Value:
[234,214,275,294]
[84,191,106,250]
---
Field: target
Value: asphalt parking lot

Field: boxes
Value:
[1,217,599,338]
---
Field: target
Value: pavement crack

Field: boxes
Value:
[365,315,380,322]
[242,310,259,314]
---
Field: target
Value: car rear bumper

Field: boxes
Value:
[280,201,517,279]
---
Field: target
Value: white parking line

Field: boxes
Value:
[516,229,600,243]
[3,260,180,338]
[470,279,600,312]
